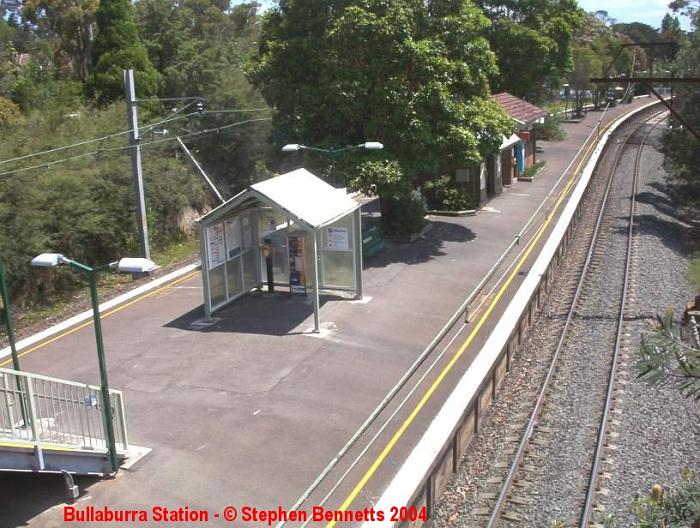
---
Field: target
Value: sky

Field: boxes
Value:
[576,0,692,31]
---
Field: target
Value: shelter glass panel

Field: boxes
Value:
[320,216,355,289]
[209,264,226,307]
[226,257,243,298]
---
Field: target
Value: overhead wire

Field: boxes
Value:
[0,116,272,179]
[0,101,205,167]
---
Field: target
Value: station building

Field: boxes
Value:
[459,93,547,209]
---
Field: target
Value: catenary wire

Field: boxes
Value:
[0,117,272,179]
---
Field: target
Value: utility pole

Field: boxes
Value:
[124,69,150,260]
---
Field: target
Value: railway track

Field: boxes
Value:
[462,109,669,528]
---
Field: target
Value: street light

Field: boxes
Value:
[31,253,156,473]
[281,141,384,184]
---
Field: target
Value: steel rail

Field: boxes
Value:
[579,112,667,526]
[485,107,665,528]
[275,105,619,528]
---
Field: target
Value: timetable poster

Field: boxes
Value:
[206,224,225,270]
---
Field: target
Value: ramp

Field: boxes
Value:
[0,367,129,475]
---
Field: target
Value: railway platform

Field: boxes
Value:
[0,97,655,527]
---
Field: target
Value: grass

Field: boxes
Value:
[691,251,700,291]
[520,160,546,179]
[0,235,201,347]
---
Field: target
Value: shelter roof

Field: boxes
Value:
[196,168,360,230]
[492,92,548,125]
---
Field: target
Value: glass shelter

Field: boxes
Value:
[195,169,363,332]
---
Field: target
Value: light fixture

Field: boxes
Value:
[31,253,67,268]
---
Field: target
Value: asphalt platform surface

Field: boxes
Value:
[0,98,655,527]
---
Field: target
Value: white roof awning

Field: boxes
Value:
[196,168,360,230]
[499,133,522,151]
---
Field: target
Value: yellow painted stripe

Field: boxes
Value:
[326,118,615,527]
[0,270,200,368]
[0,441,88,452]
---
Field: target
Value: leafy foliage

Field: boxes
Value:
[0,104,207,302]
[534,115,566,141]
[663,6,700,210]
[247,0,512,232]
[423,175,474,211]
[350,160,426,235]
[478,0,584,101]
[636,310,700,401]
[632,469,700,527]
[86,0,160,105]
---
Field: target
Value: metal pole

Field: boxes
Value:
[0,256,29,427]
[0,256,20,372]
[312,231,320,333]
[176,137,225,204]
[124,69,151,260]
[87,271,119,474]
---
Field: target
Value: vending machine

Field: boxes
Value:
[287,233,306,294]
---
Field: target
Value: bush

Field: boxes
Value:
[380,190,426,236]
[350,160,426,236]
[534,114,566,141]
[520,160,545,179]
[423,175,474,211]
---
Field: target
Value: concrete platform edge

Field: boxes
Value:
[361,100,661,528]
[0,263,201,361]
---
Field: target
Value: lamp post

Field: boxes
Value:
[281,142,383,185]
[31,253,156,474]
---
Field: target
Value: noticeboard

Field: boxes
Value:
[206,224,225,270]
[326,226,349,251]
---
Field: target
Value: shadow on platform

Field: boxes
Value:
[365,220,475,268]
[0,472,100,527]
[164,291,337,336]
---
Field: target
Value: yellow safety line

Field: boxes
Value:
[326,117,616,527]
[0,270,200,368]
[0,441,86,452]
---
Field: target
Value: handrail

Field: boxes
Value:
[0,367,127,453]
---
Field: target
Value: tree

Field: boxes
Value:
[86,0,160,105]
[134,0,270,195]
[247,0,512,232]
[477,0,584,101]
[23,0,98,81]
[663,4,700,208]
[636,310,700,401]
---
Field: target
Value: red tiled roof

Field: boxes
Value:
[492,92,547,125]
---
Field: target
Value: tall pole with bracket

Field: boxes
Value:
[124,69,151,259]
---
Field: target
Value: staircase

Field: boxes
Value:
[0,367,129,475]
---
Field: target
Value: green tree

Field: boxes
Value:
[476,0,584,101]
[23,0,98,81]
[663,5,699,208]
[247,0,512,231]
[134,0,270,195]
[86,0,160,105]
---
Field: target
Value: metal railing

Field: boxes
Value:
[0,367,128,453]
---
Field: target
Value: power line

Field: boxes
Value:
[0,106,272,168]
[0,117,272,179]
[0,110,197,168]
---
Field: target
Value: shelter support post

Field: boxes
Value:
[312,231,321,333]
[354,209,363,300]
[200,225,213,321]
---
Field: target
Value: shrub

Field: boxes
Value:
[350,160,426,236]
[534,114,566,141]
[423,175,474,211]
[520,160,545,179]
